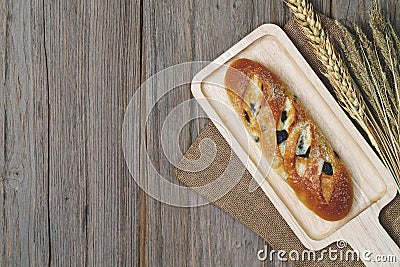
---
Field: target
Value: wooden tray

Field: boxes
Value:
[191,24,399,266]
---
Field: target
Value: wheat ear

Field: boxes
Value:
[285,0,378,149]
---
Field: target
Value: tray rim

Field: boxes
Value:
[191,23,397,250]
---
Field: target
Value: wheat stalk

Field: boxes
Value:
[285,0,378,148]
[334,5,400,191]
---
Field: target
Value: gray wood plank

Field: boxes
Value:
[0,0,50,265]
[45,0,90,264]
[86,0,141,266]
[141,1,194,266]
[332,0,370,25]
[0,1,4,260]
[45,0,141,265]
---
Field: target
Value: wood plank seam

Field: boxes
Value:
[2,0,10,262]
[42,0,52,265]
[138,0,147,267]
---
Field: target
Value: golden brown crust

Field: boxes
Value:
[225,58,353,221]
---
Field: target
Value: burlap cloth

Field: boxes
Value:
[175,16,400,266]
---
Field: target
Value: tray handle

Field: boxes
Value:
[346,216,399,267]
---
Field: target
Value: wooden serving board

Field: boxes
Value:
[191,24,399,266]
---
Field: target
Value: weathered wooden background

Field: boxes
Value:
[1,0,399,266]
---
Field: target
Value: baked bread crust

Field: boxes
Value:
[225,58,353,221]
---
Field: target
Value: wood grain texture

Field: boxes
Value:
[0,0,399,266]
[0,0,49,265]
[44,0,141,266]
[141,1,194,265]
[87,1,140,266]
[45,1,91,264]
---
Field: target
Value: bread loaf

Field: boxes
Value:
[225,58,353,221]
